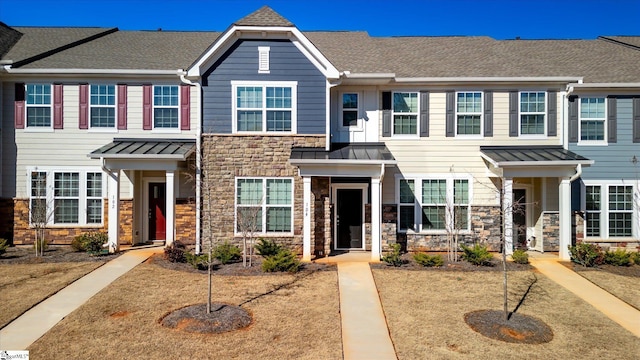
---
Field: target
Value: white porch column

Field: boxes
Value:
[371,177,381,261]
[559,178,572,260]
[302,176,312,261]
[502,177,513,255]
[107,170,120,253]
[165,170,176,247]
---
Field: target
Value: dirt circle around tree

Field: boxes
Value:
[160,303,252,334]
[464,310,553,344]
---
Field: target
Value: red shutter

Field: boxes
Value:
[143,84,152,130]
[53,84,64,129]
[14,83,25,129]
[79,84,89,129]
[117,84,127,130]
[180,85,190,130]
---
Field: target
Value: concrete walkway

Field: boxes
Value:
[0,247,161,350]
[529,257,640,337]
[337,262,397,360]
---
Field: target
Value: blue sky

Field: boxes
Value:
[1,0,639,39]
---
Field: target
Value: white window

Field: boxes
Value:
[235,177,293,234]
[397,176,471,233]
[90,85,116,128]
[392,92,418,135]
[519,91,546,135]
[258,46,270,73]
[456,92,482,135]
[26,84,52,128]
[340,93,359,128]
[579,97,606,143]
[584,183,635,239]
[232,81,297,133]
[153,85,179,129]
[28,169,104,226]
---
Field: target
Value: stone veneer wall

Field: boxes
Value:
[312,177,330,256]
[202,134,326,254]
[175,200,197,245]
[542,212,560,251]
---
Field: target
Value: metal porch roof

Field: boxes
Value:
[89,138,195,160]
[289,143,396,164]
[480,146,593,167]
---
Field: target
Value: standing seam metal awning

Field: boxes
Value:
[289,143,396,165]
[88,138,196,160]
[480,146,593,167]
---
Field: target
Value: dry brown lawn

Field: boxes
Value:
[28,262,342,360]
[373,269,640,360]
[575,270,640,310]
[0,262,103,328]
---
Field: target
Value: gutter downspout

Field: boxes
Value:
[570,163,582,182]
[180,73,202,254]
[563,84,575,150]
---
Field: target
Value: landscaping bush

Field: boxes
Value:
[413,253,444,267]
[262,249,301,273]
[631,251,640,265]
[568,242,604,267]
[460,244,493,266]
[213,242,241,265]
[511,249,529,264]
[254,238,282,257]
[604,249,632,267]
[164,243,186,263]
[73,232,108,253]
[71,235,85,252]
[184,252,208,269]
[0,238,8,256]
[382,243,405,267]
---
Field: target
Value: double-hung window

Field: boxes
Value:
[233,82,297,133]
[519,91,546,135]
[153,85,179,129]
[579,97,606,142]
[236,177,293,234]
[608,185,633,237]
[585,185,601,237]
[341,93,359,128]
[392,92,418,135]
[26,84,52,128]
[456,92,482,135]
[421,180,447,230]
[90,85,116,128]
[584,184,635,238]
[398,180,416,231]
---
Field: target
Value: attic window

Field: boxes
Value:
[258,46,270,73]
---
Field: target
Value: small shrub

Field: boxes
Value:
[255,238,282,257]
[604,249,632,267]
[262,249,301,273]
[460,244,493,266]
[164,243,186,263]
[83,232,109,253]
[213,242,241,265]
[413,253,444,267]
[568,242,604,267]
[631,251,640,265]
[184,252,208,269]
[0,238,8,256]
[71,235,85,252]
[382,243,405,267]
[511,249,529,264]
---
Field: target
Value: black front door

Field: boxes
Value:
[513,189,527,250]
[336,189,363,249]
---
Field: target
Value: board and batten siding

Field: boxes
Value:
[569,98,639,180]
[1,82,198,198]
[201,39,326,134]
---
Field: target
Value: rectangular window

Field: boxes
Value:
[580,97,606,142]
[584,184,635,239]
[54,172,79,224]
[454,179,469,229]
[26,84,52,127]
[392,92,418,135]
[30,171,47,224]
[341,93,359,127]
[456,92,482,135]
[90,85,116,128]
[520,91,546,135]
[585,185,601,237]
[422,179,446,230]
[153,85,179,128]
[399,180,415,231]
[608,185,633,237]
[234,82,296,133]
[236,177,293,234]
[86,172,103,224]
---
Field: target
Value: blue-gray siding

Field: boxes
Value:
[202,39,326,134]
[569,98,640,180]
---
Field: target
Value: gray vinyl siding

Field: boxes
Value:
[202,39,326,134]
[569,98,639,180]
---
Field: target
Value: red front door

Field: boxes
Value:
[148,182,166,240]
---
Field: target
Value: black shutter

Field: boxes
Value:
[382,92,391,137]
[568,96,579,143]
[445,91,455,137]
[509,91,518,137]
[633,97,640,143]
[607,97,617,143]
[547,91,557,136]
[419,91,429,137]
[483,91,493,137]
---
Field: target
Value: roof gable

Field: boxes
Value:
[0,22,22,59]
[234,6,294,27]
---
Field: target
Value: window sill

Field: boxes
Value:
[518,134,548,139]
[390,134,419,139]
[577,141,608,146]
[24,127,54,133]
[234,233,294,238]
[88,128,119,133]
[454,135,484,140]
[152,128,182,134]
[29,224,105,228]
[582,237,637,243]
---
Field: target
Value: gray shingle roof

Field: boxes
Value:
[0,22,22,58]
[234,6,294,27]
[599,36,640,50]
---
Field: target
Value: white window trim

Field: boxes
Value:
[455,91,483,138]
[518,91,547,138]
[583,180,638,240]
[395,173,472,235]
[25,83,53,132]
[152,85,181,133]
[339,92,362,131]
[231,81,298,134]
[258,46,270,74]
[27,167,106,227]
[391,91,419,138]
[88,84,118,132]
[578,96,607,146]
[234,176,295,236]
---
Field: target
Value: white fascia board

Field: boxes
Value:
[494,160,594,167]
[3,67,185,76]
[394,76,584,84]
[289,159,397,165]
[88,153,191,161]
[568,82,640,89]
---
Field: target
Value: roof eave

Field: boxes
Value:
[289,159,397,166]
[2,66,186,76]
[395,76,584,84]
[494,160,594,167]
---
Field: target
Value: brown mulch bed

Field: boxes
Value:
[562,261,640,277]
[0,245,120,264]
[370,252,532,272]
[465,309,553,344]
[159,303,252,334]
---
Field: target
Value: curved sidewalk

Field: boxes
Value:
[529,257,640,337]
[0,247,162,350]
